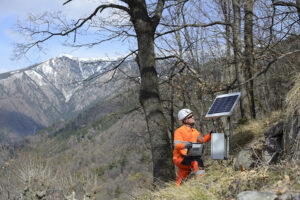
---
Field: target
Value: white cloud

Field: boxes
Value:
[0,0,119,20]
[4,27,25,43]
[0,0,56,19]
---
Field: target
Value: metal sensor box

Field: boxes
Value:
[211,133,225,159]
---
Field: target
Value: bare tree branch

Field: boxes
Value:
[242,49,300,85]
[273,0,300,21]
[63,0,72,6]
[272,1,299,9]
[155,21,230,38]
[16,3,130,57]
[65,33,130,48]
[82,50,137,83]
[218,49,300,92]
[153,0,166,25]
[155,55,177,60]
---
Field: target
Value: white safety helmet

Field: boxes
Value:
[178,108,193,121]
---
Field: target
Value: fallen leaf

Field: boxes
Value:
[276,187,287,195]
[249,170,256,176]
[239,165,246,172]
[276,180,282,186]
[240,172,248,180]
[284,175,290,182]
[259,174,268,179]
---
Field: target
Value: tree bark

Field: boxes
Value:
[232,0,247,118]
[244,0,256,119]
[220,0,233,86]
[296,0,300,22]
[130,0,175,185]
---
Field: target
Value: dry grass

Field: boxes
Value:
[286,72,300,116]
[230,111,284,155]
[0,153,102,200]
[234,111,284,137]
[134,159,300,200]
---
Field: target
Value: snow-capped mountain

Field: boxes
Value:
[0,55,138,141]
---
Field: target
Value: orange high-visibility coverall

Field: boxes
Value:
[173,125,211,186]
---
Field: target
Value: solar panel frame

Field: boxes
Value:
[205,92,241,118]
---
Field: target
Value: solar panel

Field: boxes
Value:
[205,92,241,118]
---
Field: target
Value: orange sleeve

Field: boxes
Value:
[197,133,211,143]
[174,129,185,150]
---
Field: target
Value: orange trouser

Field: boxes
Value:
[173,156,203,186]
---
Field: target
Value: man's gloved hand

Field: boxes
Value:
[184,142,192,149]
[209,130,215,135]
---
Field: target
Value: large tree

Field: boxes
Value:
[16,0,176,185]
[232,0,256,120]
[243,0,256,119]
[15,0,230,185]
[128,0,175,184]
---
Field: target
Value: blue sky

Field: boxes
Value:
[0,0,130,73]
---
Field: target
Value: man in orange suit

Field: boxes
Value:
[173,108,211,186]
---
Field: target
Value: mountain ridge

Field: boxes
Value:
[0,55,138,141]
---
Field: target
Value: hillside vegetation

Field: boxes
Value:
[1,84,298,199]
[137,160,299,200]
[0,64,299,199]
[134,72,300,199]
[0,37,299,199]
[135,111,300,200]
[0,90,155,200]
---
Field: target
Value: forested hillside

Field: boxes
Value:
[0,36,298,199]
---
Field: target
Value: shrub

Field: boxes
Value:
[286,72,300,115]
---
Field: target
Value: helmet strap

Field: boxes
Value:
[183,119,194,128]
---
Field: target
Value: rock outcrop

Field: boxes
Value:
[235,115,300,171]
[237,191,299,200]
[284,111,300,160]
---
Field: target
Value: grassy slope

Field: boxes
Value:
[135,111,300,200]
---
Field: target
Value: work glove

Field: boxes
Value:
[184,142,192,149]
[209,130,215,136]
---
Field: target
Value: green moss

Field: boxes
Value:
[119,153,128,169]
[108,161,118,170]
[140,152,151,163]
[128,172,142,182]
[94,166,106,177]
[114,185,122,198]
[237,118,248,125]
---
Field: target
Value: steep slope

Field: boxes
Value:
[0,55,138,140]
[0,90,153,200]
[135,111,300,200]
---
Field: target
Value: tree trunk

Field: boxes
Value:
[170,79,175,146]
[244,0,256,119]
[137,31,175,185]
[232,0,247,119]
[220,0,233,87]
[131,1,175,185]
[296,0,300,22]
